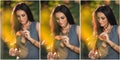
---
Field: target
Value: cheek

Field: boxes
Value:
[23,16,28,21]
[63,18,67,24]
[17,17,20,21]
[104,19,108,24]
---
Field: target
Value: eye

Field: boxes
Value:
[101,17,105,20]
[61,16,64,19]
[22,14,25,17]
[56,18,59,22]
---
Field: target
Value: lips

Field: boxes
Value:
[21,21,25,23]
[20,21,25,24]
[59,23,64,27]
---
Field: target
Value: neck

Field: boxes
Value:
[61,23,71,35]
[103,24,113,34]
[22,21,31,30]
[62,23,70,30]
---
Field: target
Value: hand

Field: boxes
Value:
[88,49,98,59]
[61,36,70,48]
[23,30,31,40]
[9,48,19,56]
[55,35,61,40]
[41,40,46,45]
[47,52,59,60]
[99,32,109,42]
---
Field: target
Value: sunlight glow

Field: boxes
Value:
[1,8,17,48]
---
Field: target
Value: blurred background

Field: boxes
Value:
[40,1,80,59]
[81,0,120,59]
[0,0,39,59]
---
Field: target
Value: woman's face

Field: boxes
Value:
[55,12,68,28]
[16,10,28,25]
[97,12,109,28]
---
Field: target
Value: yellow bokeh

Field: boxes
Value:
[81,5,97,50]
[1,8,16,48]
[40,6,55,52]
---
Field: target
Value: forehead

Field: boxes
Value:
[55,12,65,17]
[97,12,106,17]
[16,10,26,15]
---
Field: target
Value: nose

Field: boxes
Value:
[99,18,103,24]
[19,16,23,21]
[59,19,63,24]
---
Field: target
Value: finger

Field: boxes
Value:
[9,48,14,54]
[23,30,29,34]
[53,52,57,58]
[61,36,68,39]
[99,35,106,40]
[25,32,27,36]
[21,31,25,36]
[47,52,53,58]
[88,50,95,58]
[62,36,69,41]
[9,48,16,56]
[64,39,67,43]
[55,35,61,40]
[47,52,50,58]
[100,32,108,37]
[88,51,93,58]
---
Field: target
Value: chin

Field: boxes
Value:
[100,24,104,27]
[61,25,66,28]
[20,22,25,25]
[60,24,64,27]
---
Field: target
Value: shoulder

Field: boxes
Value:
[35,22,39,32]
[74,25,80,31]
[71,25,79,32]
[118,25,120,29]
[32,22,39,25]
[36,22,39,26]
[117,25,120,40]
[75,25,80,36]
[76,25,80,30]
[75,25,80,41]
[117,25,120,34]
[72,25,79,29]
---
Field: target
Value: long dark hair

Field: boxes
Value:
[94,5,117,34]
[50,5,75,35]
[11,2,34,32]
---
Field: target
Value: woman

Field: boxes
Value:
[88,5,120,59]
[47,5,80,59]
[9,3,40,59]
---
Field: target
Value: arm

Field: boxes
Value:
[24,22,40,48]
[31,22,40,48]
[28,37,40,48]
[65,42,80,54]
[106,40,120,53]
[106,26,120,53]
[99,26,120,53]
[35,22,40,48]
[62,26,80,54]
[89,26,120,59]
